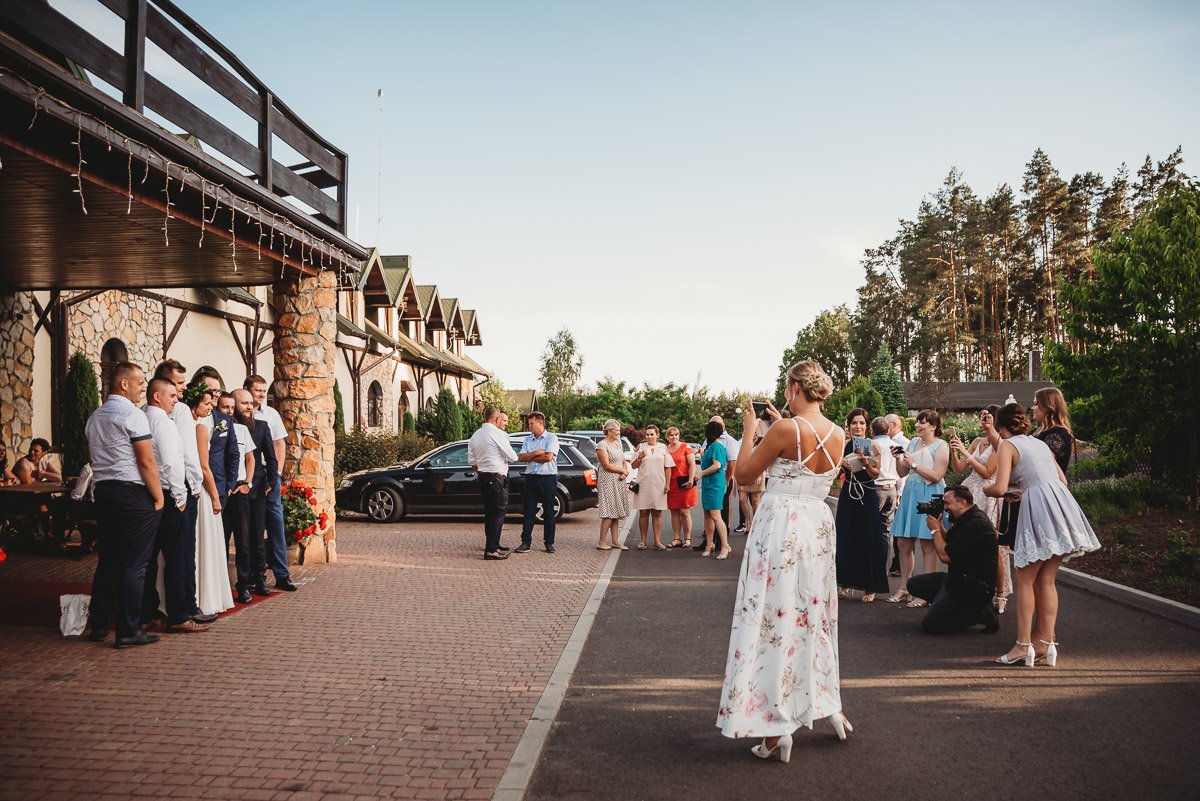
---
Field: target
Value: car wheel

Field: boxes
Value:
[365,485,404,523]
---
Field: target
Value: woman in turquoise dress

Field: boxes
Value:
[698,420,731,559]
[889,410,949,607]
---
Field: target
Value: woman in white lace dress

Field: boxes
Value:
[191,386,235,616]
[986,403,1099,668]
[950,405,1010,612]
[716,361,852,764]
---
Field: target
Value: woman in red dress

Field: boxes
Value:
[665,427,698,547]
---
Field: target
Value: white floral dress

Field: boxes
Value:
[717,417,844,738]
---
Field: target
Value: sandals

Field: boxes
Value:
[596,545,612,551]
[653,543,667,551]
[860,593,876,603]
[885,591,910,604]
[837,588,853,598]
[668,539,683,548]
[715,548,732,560]
[904,597,929,608]
[613,544,629,550]
[636,543,648,550]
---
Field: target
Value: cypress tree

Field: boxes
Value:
[869,346,907,416]
[333,379,346,436]
[63,351,100,475]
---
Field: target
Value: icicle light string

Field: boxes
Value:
[0,69,355,277]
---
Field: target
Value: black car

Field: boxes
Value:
[336,438,599,523]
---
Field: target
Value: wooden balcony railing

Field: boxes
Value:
[0,0,349,233]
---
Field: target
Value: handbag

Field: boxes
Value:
[676,476,691,490]
[628,480,640,494]
[997,498,1020,548]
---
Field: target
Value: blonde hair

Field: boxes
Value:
[602,418,621,433]
[785,360,833,403]
[1034,387,1072,434]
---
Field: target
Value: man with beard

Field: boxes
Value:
[231,388,277,602]
[905,485,1000,635]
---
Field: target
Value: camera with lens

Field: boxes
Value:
[915,493,944,517]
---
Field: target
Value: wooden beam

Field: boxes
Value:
[30,290,60,336]
[123,0,147,112]
[163,307,189,354]
[226,318,250,372]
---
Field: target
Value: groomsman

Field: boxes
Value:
[245,375,296,592]
[85,363,164,648]
[231,389,277,600]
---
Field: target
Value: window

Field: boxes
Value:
[397,393,409,431]
[428,444,469,468]
[367,381,383,428]
[99,338,128,400]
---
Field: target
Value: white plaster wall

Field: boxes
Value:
[161,288,268,391]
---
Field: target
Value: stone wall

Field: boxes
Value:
[0,292,36,454]
[273,270,337,562]
[359,359,394,431]
[69,290,164,372]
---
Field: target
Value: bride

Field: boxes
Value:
[189,385,235,616]
[716,360,852,763]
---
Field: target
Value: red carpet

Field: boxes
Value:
[0,579,278,629]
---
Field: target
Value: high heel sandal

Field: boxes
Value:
[715,548,732,560]
[750,733,793,762]
[1037,639,1058,666]
[829,713,853,741]
[996,641,1035,667]
[993,595,1008,614]
[701,548,713,557]
[885,590,910,604]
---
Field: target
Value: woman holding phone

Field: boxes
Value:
[985,403,1099,667]
[889,410,949,607]
[835,408,888,602]
[950,405,1009,612]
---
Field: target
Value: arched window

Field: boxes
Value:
[397,393,409,431]
[99,338,129,400]
[367,381,383,428]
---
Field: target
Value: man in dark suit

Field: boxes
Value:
[906,486,1000,634]
[233,389,277,600]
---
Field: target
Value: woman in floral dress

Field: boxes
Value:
[717,361,852,763]
[595,419,630,550]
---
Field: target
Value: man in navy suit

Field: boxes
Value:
[233,388,277,600]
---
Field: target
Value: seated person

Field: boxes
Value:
[0,442,17,485]
[13,438,61,484]
[906,485,1000,635]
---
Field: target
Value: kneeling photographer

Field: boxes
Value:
[906,486,1000,635]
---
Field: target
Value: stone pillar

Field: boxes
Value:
[273,270,338,563]
[0,292,36,454]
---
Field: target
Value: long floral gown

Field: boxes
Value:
[717,417,844,738]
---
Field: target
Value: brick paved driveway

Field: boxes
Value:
[0,511,613,801]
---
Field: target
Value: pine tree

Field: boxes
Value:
[63,351,100,476]
[332,379,346,436]
[869,346,906,416]
[429,387,463,443]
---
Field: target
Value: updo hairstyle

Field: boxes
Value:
[785,360,833,404]
[704,421,724,445]
[602,418,621,434]
[995,403,1031,435]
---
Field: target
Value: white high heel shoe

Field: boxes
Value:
[996,641,1035,667]
[751,733,793,762]
[1038,639,1058,667]
[830,713,853,741]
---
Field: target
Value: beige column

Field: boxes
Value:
[272,270,338,563]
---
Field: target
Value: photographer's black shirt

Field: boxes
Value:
[944,506,998,602]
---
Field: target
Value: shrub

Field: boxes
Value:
[869,346,906,416]
[824,376,885,425]
[1069,474,1185,522]
[429,387,463,443]
[63,351,100,476]
[402,411,416,433]
[333,380,346,436]
[459,400,482,434]
[335,429,436,479]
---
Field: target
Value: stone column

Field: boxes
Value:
[0,292,36,454]
[273,270,338,563]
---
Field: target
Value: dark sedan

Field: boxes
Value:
[336,438,599,523]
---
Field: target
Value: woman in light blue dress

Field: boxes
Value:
[889,410,949,607]
[987,403,1100,668]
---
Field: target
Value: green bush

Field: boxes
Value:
[429,387,463,443]
[335,429,436,479]
[869,346,906,416]
[333,379,346,436]
[63,351,100,476]
[941,413,983,443]
[402,411,416,433]
[1162,533,1200,580]
[825,376,885,425]
[459,400,482,435]
[1070,474,1185,522]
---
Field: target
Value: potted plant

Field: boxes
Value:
[281,481,330,563]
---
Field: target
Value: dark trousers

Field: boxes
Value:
[183,493,199,616]
[235,495,268,591]
[223,492,257,590]
[520,474,558,546]
[264,481,290,582]
[89,482,161,639]
[141,500,192,626]
[479,473,508,552]
[720,481,734,529]
[907,573,993,635]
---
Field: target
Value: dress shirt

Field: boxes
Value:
[146,405,187,507]
[520,431,560,475]
[891,432,911,492]
[255,403,288,442]
[717,431,741,461]
[85,394,152,485]
[171,402,203,495]
[234,423,254,482]
[467,423,518,474]
[873,434,899,486]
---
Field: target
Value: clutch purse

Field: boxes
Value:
[676,476,690,490]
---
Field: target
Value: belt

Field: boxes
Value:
[478,471,506,477]
[875,481,897,488]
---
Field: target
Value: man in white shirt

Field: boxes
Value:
[467,407,519,560]
[245,375,296,592]
[885,413,910,575]
[84,362,164,648]
[141,378,209,634]
[154,360,217,625]
[871,416,900,543]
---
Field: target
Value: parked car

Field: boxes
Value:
[566,429,637,478]
[508,431,598,468]
[336,439,599,523]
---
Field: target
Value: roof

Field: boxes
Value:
[902,381,1056,412]
[414,285,445,329]
[378,255,413,306]
[336,313,369,340]
[461,309,482,345]
[439,297,464,336]
[203,286,261,307]
[508,389,538,414]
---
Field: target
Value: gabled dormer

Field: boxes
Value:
[415,285,444,348]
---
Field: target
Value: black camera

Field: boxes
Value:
[915,493,944,517]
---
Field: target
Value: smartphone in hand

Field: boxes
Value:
[751,401,769,420]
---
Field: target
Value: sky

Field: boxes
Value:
[82,0,1200,393]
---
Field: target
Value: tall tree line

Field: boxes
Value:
[807,147,1190,382]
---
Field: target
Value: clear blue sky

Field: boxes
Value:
[151,1,1200,394]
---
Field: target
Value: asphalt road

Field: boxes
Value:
[524,507,1200,801]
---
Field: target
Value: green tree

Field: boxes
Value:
[776,305,852,403]
[868,345,906,415]
[1048,180,1200,508]
[476,377,524,430]
[824,376,886,426]
[333,379,346,436]
[62,351,100,475]
[538,328,584,430]
[428,387,464,443]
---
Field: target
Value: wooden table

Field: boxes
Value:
[0,482,70,545]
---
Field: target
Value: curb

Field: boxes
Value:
[1059,567,1200,631]
[492,512,636,801]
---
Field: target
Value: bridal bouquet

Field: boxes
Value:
[282,481,329,543]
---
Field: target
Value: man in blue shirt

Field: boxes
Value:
[515,411,560,553]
